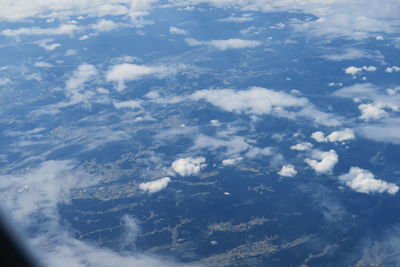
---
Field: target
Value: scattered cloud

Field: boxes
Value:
[359,103,390,120]
[222,157,243,166]
[305,149,338,174]
[191,87,307,115]
[356,118,400,144]
[113,100,142,109]
[34,61,53,68]
[311,129,355,143]
[339,167,399,194]
[333,83,400,121]
[91,19,120,32]
[191,87,340,125]
[344,66,377,76]
[385,66,400,73]
[290,142,313,151]
[36,38,61,51]
[169,26,188,35]
[1,24,79,37]
[326,129,355,142]
[139,177,171,193]
[322,48,384,62]
[218,14,253,23]
[278,164,297,177]
[192,134,250,156]
[106,63,184,91]
[185,38,261,50]
[171,157,206,176]
[0,160,186,267]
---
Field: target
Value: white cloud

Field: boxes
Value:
[185,38,261,50]
[222,157,243,166]
[311,129,355,142]
[169,26,187,35]
[1,24,79,36]
[0,160,99,226]
[91,19,120,32]
[305,149,338,174]
[218,14,254,23]
[0,0,133,22]
[278,164,297,177]
[190,87,339,126]
[385,66,400,73]
[66,63,97,91]
[322,48,384,62]
[65,49,77,56]
[192,134,250,156]
[326,129,355,142]
[58,63,98,106]
[345,66,377,76]
[106,63,183,91]
[359,103,389,120]
[356,118,400,144]
[191,87,307,115]
[210,119,220,126]
[113,100,142,109]
[339,167,399,194]
[311,131,326,142]
[34,61,53,68]
[171,157,206,176]
[36,39,60,51]
[333,83,400,120]
[0,161,184,267]
[245,146,273,158]
[139,177,171,193]
[290,142,313,151]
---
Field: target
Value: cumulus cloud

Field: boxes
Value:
[385,66,400,73]
[185,38,261,50]
[139,177,171,193]
[311,129,355,143]
[1,24,79,36]
[344,66,377,76]
[106,63,183,91]
[312,131,326,143]
[305,149,338,174]
[191,87,306,115]
[359,103,389,120]
[190,87,339,125]
[326,129,355,142]
[171,157,206,176]
[339,167,399,194]
[222,157,243,166]
[278,164,297,177]
[333,83,400,120]
[290,142,313,151]
[169,26,187,35]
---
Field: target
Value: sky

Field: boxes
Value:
[0,0,400,266]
